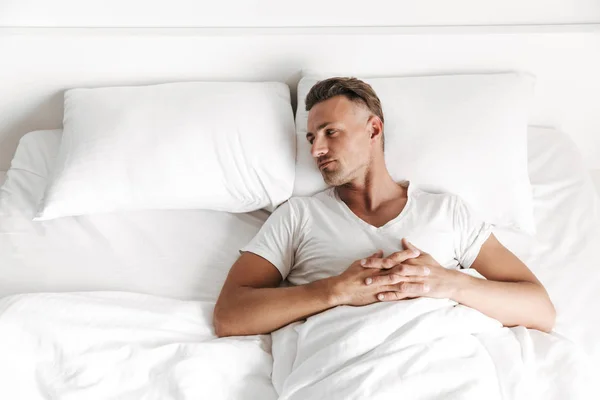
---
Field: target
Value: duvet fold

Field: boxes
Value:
[272,279,595,400]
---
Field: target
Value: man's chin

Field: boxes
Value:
[322,172,344,187]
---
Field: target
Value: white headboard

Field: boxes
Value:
[1,25,599,171]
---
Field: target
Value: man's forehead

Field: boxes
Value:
[307,96,367,129]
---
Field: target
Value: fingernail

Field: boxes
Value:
[412,250,420,256]
[423,284,430,292]
[423,267,430,275]
[360,259,367,266]
[365,277,372,285]
[378,294,385,301]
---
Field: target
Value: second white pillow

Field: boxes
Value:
[295,72,535,233]
[35,81,296,220]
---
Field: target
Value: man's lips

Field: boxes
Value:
[318,160,335,169]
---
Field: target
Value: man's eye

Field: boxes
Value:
[308,138,314,144]
[326,130,336,136]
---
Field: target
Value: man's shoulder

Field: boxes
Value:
[271,187,334,217]
[411,185,456,201]
[290,187,334,206]
[410,186,462,214]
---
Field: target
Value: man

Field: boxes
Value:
[214,77,555,338]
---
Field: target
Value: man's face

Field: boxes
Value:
[306,96,374,186]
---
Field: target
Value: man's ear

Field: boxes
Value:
[368,115,383,140]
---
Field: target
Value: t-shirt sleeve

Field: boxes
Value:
[453,195,494,269]
[239,200,300,279]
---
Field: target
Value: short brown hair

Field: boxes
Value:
[305,77,385,150]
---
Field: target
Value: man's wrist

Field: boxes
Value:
[309,276,344,308]
[450,269,477,303]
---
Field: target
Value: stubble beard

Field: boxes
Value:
[322,163,353,187]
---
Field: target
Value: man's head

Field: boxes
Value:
[305,77,385,187]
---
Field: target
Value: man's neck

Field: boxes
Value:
[335,171,407,214]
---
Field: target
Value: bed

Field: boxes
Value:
[0,121,598,398]
[0,21,599,398]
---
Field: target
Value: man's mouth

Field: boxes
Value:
[318,160,335,169]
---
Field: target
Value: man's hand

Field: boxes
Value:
[329,248,421,306]
[362,238,464,302]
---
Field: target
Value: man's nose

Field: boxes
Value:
[311,136,328,158]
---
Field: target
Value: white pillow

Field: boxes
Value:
[295,72,535,233]
[0,130,269,301]
[35,81,296,220]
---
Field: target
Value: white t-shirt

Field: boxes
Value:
[240,183,493,286]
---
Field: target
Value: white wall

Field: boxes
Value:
[1,30,600,170]
[1,0,599,172]
[1,0,599,27]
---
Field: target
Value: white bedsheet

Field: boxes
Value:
[272,273,596,399]
[592,169,600,195]
[0,291,277,400]
[501,127,600,362]
[0,126,599,399]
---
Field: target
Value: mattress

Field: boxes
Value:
[0,126,599,398]
[0,129,270,301]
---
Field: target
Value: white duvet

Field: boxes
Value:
[0,291,277,400]
[1,285,594,400]
[272,273,596,400]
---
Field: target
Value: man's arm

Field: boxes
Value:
[214,249,421,337]
[213,252,335,337]
[452,234,556,332]
[366,236,556,333]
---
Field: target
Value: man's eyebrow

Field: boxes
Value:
[306,122,332,137]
